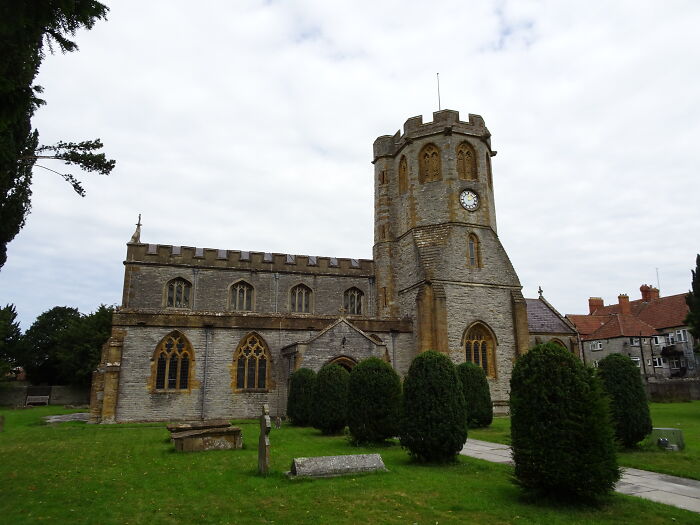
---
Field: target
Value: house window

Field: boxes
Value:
[152,331,193,391]
[629,337,640,347]
[290,284,312,313]
[677,329,688,342]
[652,357,664,368]
[456,141,477,180]
[230,281,254,311]
[630,356,641,368]
[344,287,363,315]
[233,333,270,391]
[589,341,602,351]
[463,323,496,378]
[398,156,408,194]
[652,336,660,345]
[668,333,676,345]
[592,360,599,368]
[669,358,681,370]
[166,278,191,308]
[418,143,441,183]
[467,234,481,268]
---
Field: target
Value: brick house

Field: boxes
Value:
[567,285,696,378]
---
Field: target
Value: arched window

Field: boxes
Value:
[230,280,254,311]
[551,339,568,350]
[418,143,441,183]
[398,155,408,194]
[344,287,364,315]
[463,323,496,378]
[456,141,477,180]
[290,284,312,313]
[166,278,191,308]
[152,331,193,391]
[233,333,270,391]
[467,234,481,268]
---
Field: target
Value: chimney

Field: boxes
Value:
[589,297,604,314]
[650,287,660,300]
[618,294,631,315]
[640,284,651,302]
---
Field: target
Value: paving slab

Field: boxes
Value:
[461,438,700,514]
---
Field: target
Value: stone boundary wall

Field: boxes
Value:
[646,378,700,402]
[0,384,90,406]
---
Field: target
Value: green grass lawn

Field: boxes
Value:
[470,401,700,481]
[1,406,699,524]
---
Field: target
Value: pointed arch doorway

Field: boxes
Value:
[327,356,357,373]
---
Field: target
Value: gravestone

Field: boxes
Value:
[274,416,282,429]
[650,427,685,451]
[288,454,387,478]
[166,419,230,433]
[258,404,271,474]
[171,426,243,452]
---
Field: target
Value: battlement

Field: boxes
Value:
[125,242,374,276]
[373,109,490,160]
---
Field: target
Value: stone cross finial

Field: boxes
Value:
[538,286,543,297]
[258,404,271,475]
[129,214,142,244]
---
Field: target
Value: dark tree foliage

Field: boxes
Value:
[510,343,619,501]
[0,304,22,377]
[456,361,493,428]
[399,351,467,463]
[312,364,350,435]
[0,1,113,268]
[347,357,402,444]
[286,368,316,426]
[598,353,652,448]
[685,254,700,350]
[19,304,113,385]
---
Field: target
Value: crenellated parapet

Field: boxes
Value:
[373,109,492,161]
[125,242,374,276]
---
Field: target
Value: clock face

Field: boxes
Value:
[460,190,479,211]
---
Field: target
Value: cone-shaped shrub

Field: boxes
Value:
[510,342,619,501]
[399,351,467,462]
[347,357,402,443]
[598,353,652,448]
[286,368,316,426]
[312,364,350,434]
[456,362,493,428]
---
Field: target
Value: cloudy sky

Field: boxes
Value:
[2,0,699,329]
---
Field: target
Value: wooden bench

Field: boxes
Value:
[26,395,50,406]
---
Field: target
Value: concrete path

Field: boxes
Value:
[43,412,89,424]
[461,439,700,514]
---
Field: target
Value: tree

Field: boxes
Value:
[0,304,22,377]
[0,1,114,269]
[685,254,700,350]
[510,343,619,501]
[286,368,316,426]
[347,357,402,444]
[18,304,113,385]
[597,353,652,448]
[399,351,467,463]
[312,364,350,434]
[456,361,493,428]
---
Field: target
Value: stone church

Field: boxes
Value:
[89,109,576,423]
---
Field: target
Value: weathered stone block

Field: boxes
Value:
[171,426,243,452]
[288,454,387,478]
[166,419,231,433]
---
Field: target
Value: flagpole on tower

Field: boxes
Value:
[437,72,441,110]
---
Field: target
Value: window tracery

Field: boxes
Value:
[344,287,364,315]
[418,143,441,183]
[468,234,482,268]
[152,331,193,391]
[230,281,254,311]
[456,142,477,180]
[166,278,191,308]
[464,323,496,378]
[290,284,312,313]
[398,155,408,194]
[233,333,270,391]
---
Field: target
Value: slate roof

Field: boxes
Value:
[525,297,576,334]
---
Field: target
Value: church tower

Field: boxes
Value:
[372,110,529,408]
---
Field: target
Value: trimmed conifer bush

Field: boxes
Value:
[286,368,316,426]
[347,357,402,443]
[597,353,652,448]
[399,351,467,462]
[456,361,493,428]
[312,364,350,435]
[510,342,619,501]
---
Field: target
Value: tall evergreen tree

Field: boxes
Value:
[0,304,22,377]
[0,1,114,268]
[685,254,700,350]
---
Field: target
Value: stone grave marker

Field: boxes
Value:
[258,404,271,474]
[169,420,243,452]
[288,454,387,478]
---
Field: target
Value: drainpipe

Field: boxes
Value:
[201,326,212,420]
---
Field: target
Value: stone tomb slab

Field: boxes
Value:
[166,419,231,433]
[288,454,387,478]
[171,426,243,452]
